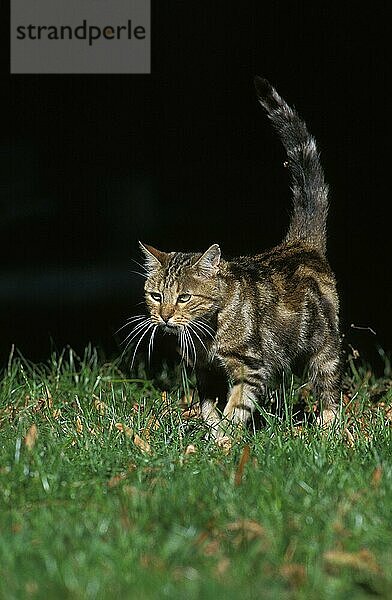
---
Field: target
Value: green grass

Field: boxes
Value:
[0,347,391,599]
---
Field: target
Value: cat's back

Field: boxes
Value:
[222,240,337,312]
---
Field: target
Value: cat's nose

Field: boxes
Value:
[160,307,175,323]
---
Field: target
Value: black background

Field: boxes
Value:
[4,3,391,371]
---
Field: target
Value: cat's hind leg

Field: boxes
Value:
[308,342,342,427]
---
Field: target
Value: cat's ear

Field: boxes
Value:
[139,242,168,272]
[193,244,221,277]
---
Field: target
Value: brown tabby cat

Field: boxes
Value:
[134,77,341,439]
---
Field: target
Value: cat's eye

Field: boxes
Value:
[150,292,162,302]
[177,293,192,303]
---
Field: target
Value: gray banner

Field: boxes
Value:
[11,0,150,74]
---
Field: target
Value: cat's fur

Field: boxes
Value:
[137,77,341,438]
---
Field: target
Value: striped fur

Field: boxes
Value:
[137,79,341,438]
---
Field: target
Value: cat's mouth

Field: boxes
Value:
[162,323,178,334]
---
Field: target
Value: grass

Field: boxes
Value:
[0,346,391,599]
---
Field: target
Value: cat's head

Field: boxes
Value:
[140,242,221,332]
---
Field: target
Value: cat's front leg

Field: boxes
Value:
[218,362,269,439]
[196,361,228,439]
[200,399,221,436]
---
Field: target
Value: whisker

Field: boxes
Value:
[182,327,189,366]
[195,323,215,337]
[131,259,148,274]
[196,318,216,335]
[188,323,209,354]
[130,323,154,369]
[191,320,215,341]
[115,315,146,335]
[178,329,185,363]
[148,325,158,364]
[127,314,147,321]
[184,326,197,369]
[122,319,151,348]
[130,270,148,279]
[122,318,150,341]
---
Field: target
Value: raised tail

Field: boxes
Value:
[254,76,329,254]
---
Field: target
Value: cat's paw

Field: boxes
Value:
[317,407,338,429]
[216,435,232,454]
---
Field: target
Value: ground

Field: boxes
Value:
[0,347,391,599]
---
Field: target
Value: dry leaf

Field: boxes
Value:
[75,416,83,434]
[371,466,383,487]
[143,414,160,441]
[93,396,107,415]
[384,406,392,422]
[180,390,197,407]
[292,425,305,437]
[140,554,165,570]
[324,548,380,574]
[226,519,265,540]
[45,385,53,409]
[133,434,151,453]
[25,581,38,596]
[344,427,355,447]
[215,557,230,577]
[107,472,127,488]
[24,424,38,450]
[203,538,220,556]
[52,409,61,420]
[32,399,45,414]
[185,444,197,455]
[234,444,250,486]
[181,406,200,420]
[115,422,133,437]
[280,563,306,587]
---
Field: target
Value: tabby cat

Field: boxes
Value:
[133,77,341,439]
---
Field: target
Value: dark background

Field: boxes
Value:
[4,3,390,371]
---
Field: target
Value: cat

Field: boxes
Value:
[134,77,341,439]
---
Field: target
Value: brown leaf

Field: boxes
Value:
[215,557,230,577]
[181,406,201,420]
[280,563,306,587]
[344,427,355,447]
[226,519,265,540]
[75,416,83,434]
[324,549,380,574]
[32,399,45,414]
[180,390,197,407]
[371,466,383,488]
[203,538,220,556]
[234,444,250,486]
[24,424,38,450]
[45,385,53,409]
[185,444,197,455]
[93,396,107,415]
[25,581,38,596]
[115,422,133,437]
[52,409,61,420]
[143,414,160,441]
[140,554,165,571]
[107,472,127,488]
[384,406,392,422]
[134,433,151,453]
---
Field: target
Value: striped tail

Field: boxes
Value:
[254,77,329,254]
